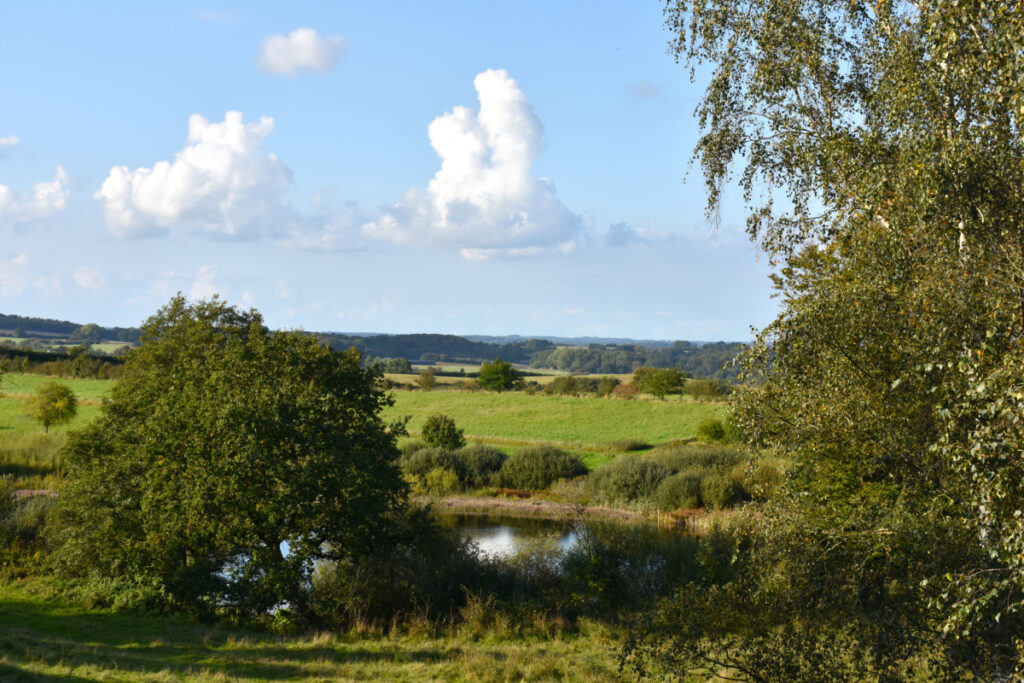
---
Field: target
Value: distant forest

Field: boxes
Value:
[0,312,745,379]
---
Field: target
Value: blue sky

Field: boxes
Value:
[0,1,775,341]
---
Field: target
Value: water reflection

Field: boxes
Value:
[437,513,582,559]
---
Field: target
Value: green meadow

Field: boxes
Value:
[0,582,625,682]
[386,389,722,450]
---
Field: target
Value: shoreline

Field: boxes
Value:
[421,494,736,533]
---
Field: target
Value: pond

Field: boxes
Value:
[436,512,689,560]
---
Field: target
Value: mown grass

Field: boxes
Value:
[0,581,627,682]
[386,390,722,452]
[0,373,114,401]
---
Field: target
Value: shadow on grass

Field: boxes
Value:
[0,596,445,680]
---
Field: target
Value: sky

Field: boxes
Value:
[0,1,777,341]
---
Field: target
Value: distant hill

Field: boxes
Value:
[1,312,746,379]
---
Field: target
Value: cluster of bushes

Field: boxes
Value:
[0,347,124,379]
[400,443,587,494]
[585,445,782,511]
[542,375,621,397]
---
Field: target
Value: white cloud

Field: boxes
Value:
[362,69,581,259]
[74,266,106,290]
[0,135,20,156]
[278,204,363,251]
[95,112,291,238]
[605,221,676,247]
[189,265,220,300]
[257,28,346,75]
[0,254,30,295]
[0,166,70,225]
[274,279,290,299]
[34,275,62,293]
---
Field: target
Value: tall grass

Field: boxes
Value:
[0,432,66,478]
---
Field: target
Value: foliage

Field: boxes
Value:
[420,413,466,450]
[584,456,672,507]
[22,381,78,433]
[454,444,507,489]
[498,446,587,490]
[530,341,744,379]
[47,296,407,621]
[476,358,522,392]
[632,367,685,400]
[631,0,1024,678]
[381,357,413,374]
[654,473,702,511]
[685,378,732,400]
[416,367,436,390]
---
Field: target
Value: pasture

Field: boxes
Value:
[0,582,623,682]
[385,389,722,451]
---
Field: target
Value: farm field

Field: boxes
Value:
[0,582,625,682]
[0,373,113,401]
[0,374,109,435]
[385,389,722,450]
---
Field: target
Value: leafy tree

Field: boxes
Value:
[383,357,413,374]
[420,413,465,450]
[23,381,77,433]
[624,1,1024,679]
[632,367,684,400]
[477,357,521,392]
[69,323,101,344]
[48,297,407,621]
[416,368,436,391]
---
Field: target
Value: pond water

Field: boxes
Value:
[436,512,689,560]
[436,513,583,558]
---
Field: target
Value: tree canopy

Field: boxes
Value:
[49,297,407,621]
[625,1,1024,679]
[23,381,77,433]
[476,358,522,392]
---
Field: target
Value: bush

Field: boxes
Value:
[424,467,460,495]
[695,417,727,443]
[597,376,621,397]
[421,414,466,450]
[608,439,651,452]
[399,440,427,458]
[700,474,748,510]
[646,444,749,473]
[584,456,672,507]
[454,444,507,489]
[744,460,784,500]
[654,473,703,511]
[499,446,587,490]
[686,378,733,400]
[399,447,459,479]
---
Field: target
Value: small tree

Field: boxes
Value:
[417,368,436,391]
[477,358,521,392]
[420,414,465,450]
[23,381,78,433]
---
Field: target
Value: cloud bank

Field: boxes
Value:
[94,112,292,238]
[257,28,346,75]
[0,135,20,156]
[0,166,70,226]
[363,69,581,259]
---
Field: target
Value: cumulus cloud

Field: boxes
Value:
[0,135,20,156]
[94,112,292,238]
[362,69,581,259]
[74,266,106,290]
[0,254,30,295]
[257,28,346,75]
[189,265,220,300]
[0,167,71,226]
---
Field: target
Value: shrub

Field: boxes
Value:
[608,439,651,452]
[646,444,749,473]
[399,447,459,479]
[695,417,727,443]
[655,473,703,511]
[499,446,587,490]
[597,376,621,397]
[612,383,638,400]
[584,456,672,506]
[686,378,733,400]
[399,440,427,458]
[700,474,748,510]
[454,444,507,489]
[421,414,466,450]
[744,460,784,500]
[424,467,460,495]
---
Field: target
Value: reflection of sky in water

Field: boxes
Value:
[460,524,580,559]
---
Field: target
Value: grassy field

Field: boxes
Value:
[385,390,722,451]
[0,373,114,401]
[0,582,626,682]
[0,374,110,436]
